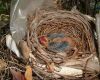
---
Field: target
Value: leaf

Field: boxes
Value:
[10,69,25,80]
[19,40,31,59]
[25,65,33,80]
[47,63,55,73]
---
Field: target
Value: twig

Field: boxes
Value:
[5,67,25,72]
[8,61,25,69]
[32,69,44,80]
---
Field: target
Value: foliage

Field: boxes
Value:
[0,0,11,14]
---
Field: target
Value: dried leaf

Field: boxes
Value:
[19,40,31,59]
[47,63,55,72]
[10,69,25,80]
[0,59,7,71]
[25,65,33,80]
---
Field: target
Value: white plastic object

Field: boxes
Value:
[6,34,20,57]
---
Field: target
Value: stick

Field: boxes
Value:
[96,14,100,67]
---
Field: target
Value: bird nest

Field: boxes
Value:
[20,10,97,79]
[28,10,96,59]
[0,10,99,80]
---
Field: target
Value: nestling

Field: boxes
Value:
[38,33,78,57]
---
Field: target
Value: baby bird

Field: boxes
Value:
[38,33,78,57]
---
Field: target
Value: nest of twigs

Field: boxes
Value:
[23,10,98,79]
[27,10,96,61]
[32,10,96,58]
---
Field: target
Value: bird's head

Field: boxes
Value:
[38,35,48,47]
